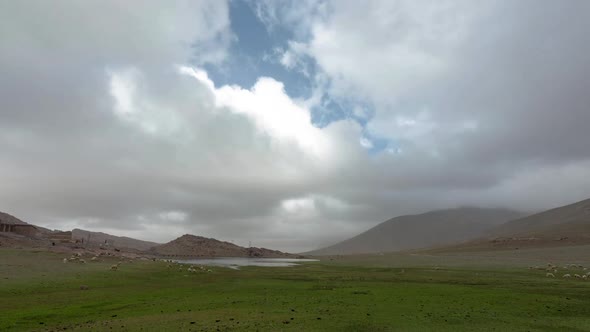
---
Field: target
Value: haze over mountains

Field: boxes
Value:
[488,198,590,239]
[307,207,524,255]
[435,198,590,251]
[3,197,590,257]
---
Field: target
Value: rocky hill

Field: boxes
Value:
[151,234,297,258]
[72,229,159,251]
[307,207,523,255]
[0,211,30,225]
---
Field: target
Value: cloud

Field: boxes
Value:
[2,1,590,252]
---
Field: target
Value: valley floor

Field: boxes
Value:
[1,248,590,331]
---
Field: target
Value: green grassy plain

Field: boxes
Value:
[2,248,590,331]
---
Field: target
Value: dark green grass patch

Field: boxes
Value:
[1,249,590,331]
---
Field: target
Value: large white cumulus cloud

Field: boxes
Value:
[0,0,370,251]
[259,0,590,210]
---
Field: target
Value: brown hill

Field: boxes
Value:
[0,211,30,226]
[152,234,296,258]
[0,211,50,247]
[307,207,523,255]
[488,198,590,238]
[430,198,590,252]
[72,229,159,251]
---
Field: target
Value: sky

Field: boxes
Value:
[1,0,590,252]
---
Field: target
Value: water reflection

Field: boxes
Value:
[176,257,319,269]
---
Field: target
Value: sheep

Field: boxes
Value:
[546,273,555,278]
[90,256,98,261]
[583,275,588,279]
[110,264,118,271]
[63,258,68,263]
[574,274,582,279]
[80,285,89,290]
[79,259,86,264]
[563,274,571,278]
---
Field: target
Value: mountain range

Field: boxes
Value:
[307,207,523,255]
[3,197,590,256]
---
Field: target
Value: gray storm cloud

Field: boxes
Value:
[1,0,590,252]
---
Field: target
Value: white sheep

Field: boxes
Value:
[563,274,571,278]
[79,259,86,264]
[110,264,118,271]
[63,258,68,263]
[574,274,582,279]
[583,275,587,279]
[91,256,98,261]
[546,273,555,278]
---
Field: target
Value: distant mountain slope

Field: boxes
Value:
[488,198,590,238]
[72,229,159,251]
[307,207,523,255]
[152,234,296,258]
[428,198,590,252]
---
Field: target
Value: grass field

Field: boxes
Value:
[2,248,590,331]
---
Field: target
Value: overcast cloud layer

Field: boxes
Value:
[1,1,590,252]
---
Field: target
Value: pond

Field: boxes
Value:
[175,257,319,269]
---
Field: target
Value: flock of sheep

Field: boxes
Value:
[163,259,213,273]
[61,254,213,274]
[530,263,590,280]
[62,251,134,271]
